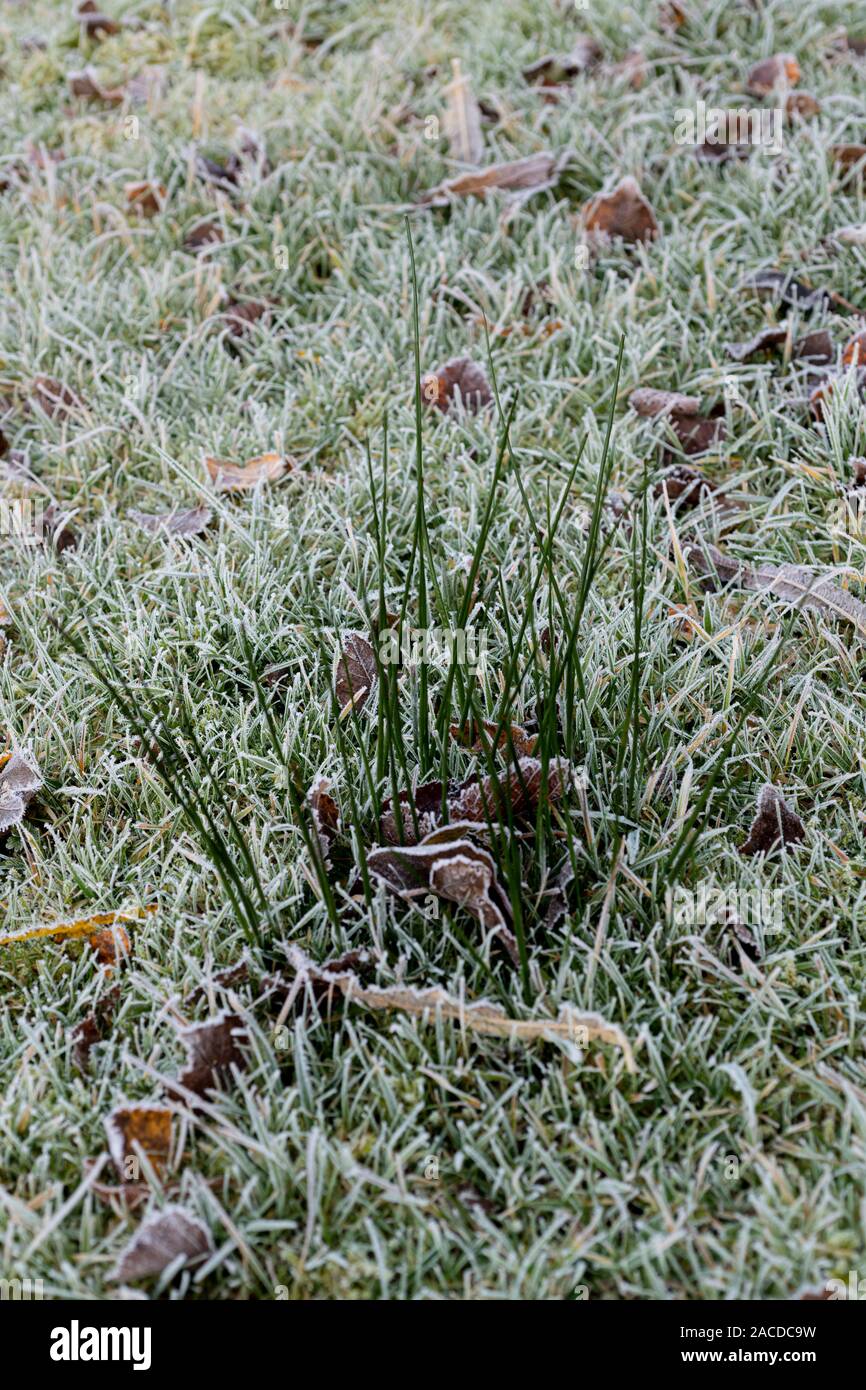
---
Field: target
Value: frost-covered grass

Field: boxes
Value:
[2,0,866,1300]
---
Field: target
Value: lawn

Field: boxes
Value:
[1,0,866,1301]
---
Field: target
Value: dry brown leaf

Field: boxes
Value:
[629,388,701,418]
[522,37,602,95]
[71,985,119,1071]
[842,330,866,366]
[830,144,866,171]
[110,1206,213,1283]
[443,59,483,164]
[418,152,564,207]
[629,389,724,456]
[168,1010,248,1100]
[124,180,166,217]
[745,53,801,96]
[204,452,289,493]
[685,541,866,636]
[380,778,447,845]
[368,830,518,963]
[67,66,124,104]
[29,375,85,420]
[308,774,340,866]
[785,91,820,118]
[218,297,271,338]
[541,858,576,930]
[75,2,121,39]
[106,1103,172,1180]
[334,632,377,716]
[653,464,715,507]
[739,784,806,856]
[89,923,131,967]
[421,357,493,414]
[449,719,537,758]
[183,219,223,252]
[0,747,42,836]
[129,506,212,536]
[583,176,659,244]
[286,945,635,1069]
[725,326,833,364]
[452,754,570,823]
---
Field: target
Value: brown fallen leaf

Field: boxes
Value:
[629,389,724,456]
[630,388,701,418]
[106,1103,172,1180]
[29,375,85,420]
[183,219,223,252]
[169,1010,248,1100]
[124,180,166,217]
[785,91,821,118]
[685,541,866,636]
[583,176,659,244]
[726,915,761,965]
[842,330,866,367]
[368,829,518,963]
[725,326,834,364]
[308,774,340,866]
[443,59,483,165]
[89,922,131,967]
[218,297,271,338]
[334,632,377,716]
[204,452,288,493]
[745,53,801,96]
[451,754,570,823]
[739,269,845,314]
[0,905,154,950]
[195,152,241,189]
[67,66,124,104]
[830,144,866,171]
[129,506,212,536]
[75,2,121,40]
[417,151,565,207]
[739,783,806,856]
[286,945,636,1069]
[695,135,753,164]
[380,778,448,845]
[449,719,537,758]
[421,357,492,414]
[0,747,42,836]
[659,1,686,29]
[653,464,715,507]
[71,985,119,1071]
[110,1206,213,1283]
[522,37,602,95]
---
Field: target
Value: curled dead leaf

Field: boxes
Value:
[129,506,212,536]
[417,152,565,208]
[745,53,801,96]
[0,747,42,836]
[110,1206,213,1283]
[421,357,493,414]
[205,452,289,493]
[286,945,636,1069]
[124,180,166,217]
[685,541,866,636]
[168,1010,248,1101]
[67,66,124,104]
[739,784,805,856]
[583,176,659,244]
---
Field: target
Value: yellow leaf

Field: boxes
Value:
[204,452,290,493]
[0,905,156,950]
